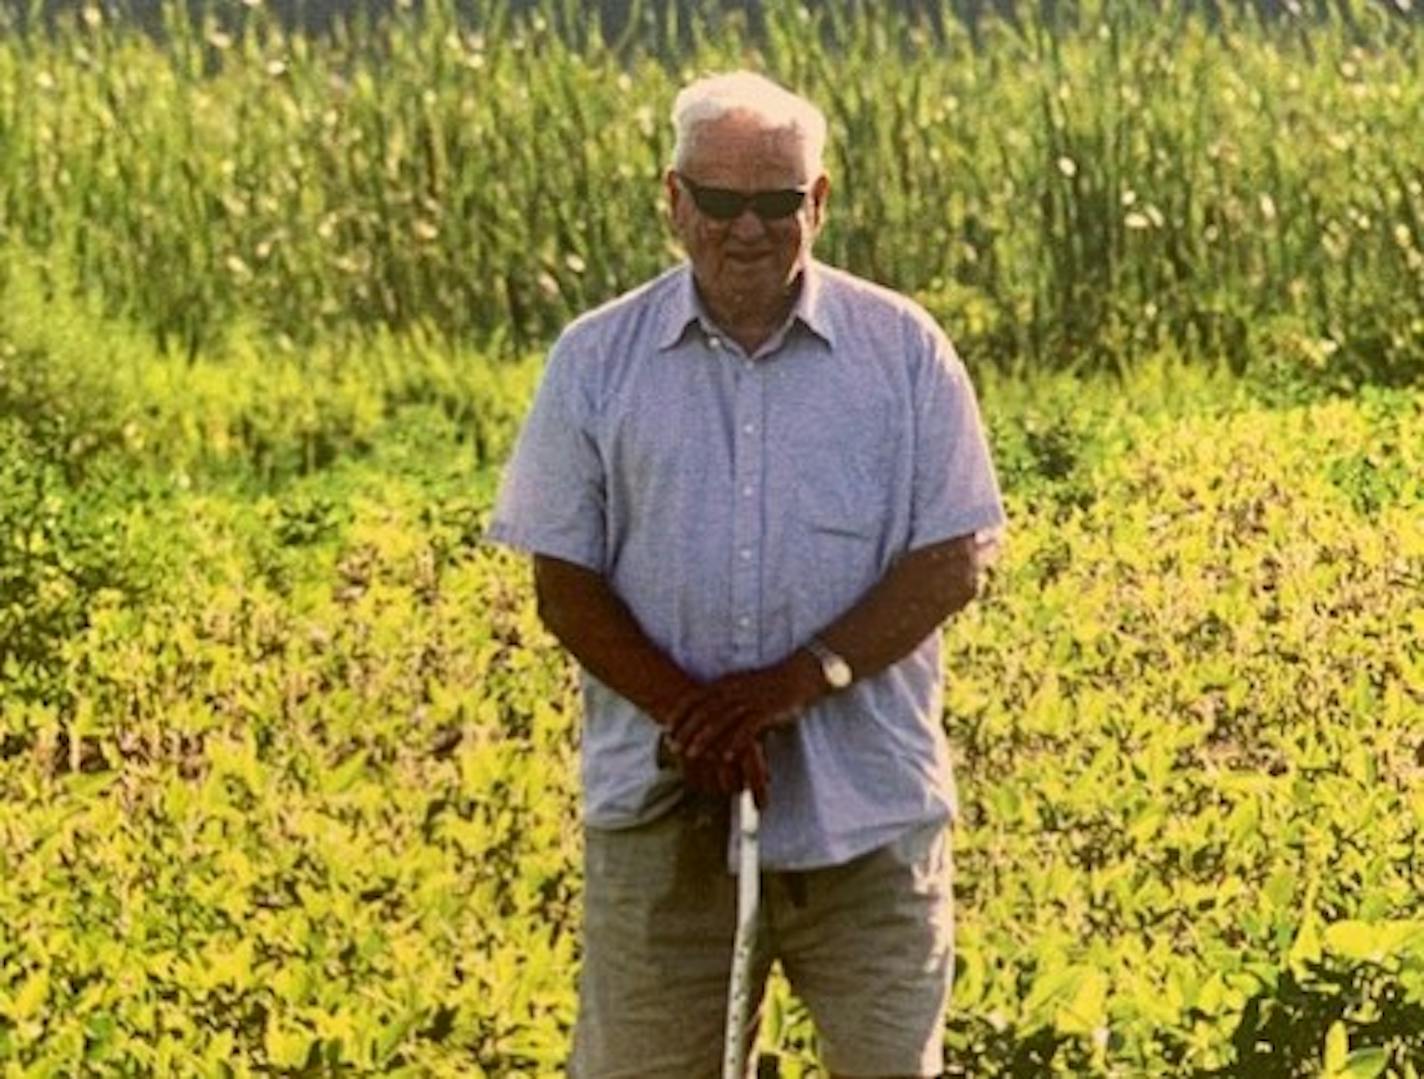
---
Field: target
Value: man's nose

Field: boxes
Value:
[728,207,768,240]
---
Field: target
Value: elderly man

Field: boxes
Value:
[489,71,1005,1079]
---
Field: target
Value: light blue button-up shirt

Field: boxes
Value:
[488,259,1005,870]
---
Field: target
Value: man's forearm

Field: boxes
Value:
[532,555,698,727]
[802,534,981,693]
[533,554,770,802]
[665,534,984,762]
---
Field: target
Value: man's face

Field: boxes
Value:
[666,111,829,320]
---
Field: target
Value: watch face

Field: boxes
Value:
[808,638,852,689]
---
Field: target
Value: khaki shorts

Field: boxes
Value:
[571,796,954,1078]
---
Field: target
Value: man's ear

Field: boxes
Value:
[811,173,831,226]
[664,168,682,218]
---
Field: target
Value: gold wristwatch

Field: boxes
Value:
[805,637,853,690]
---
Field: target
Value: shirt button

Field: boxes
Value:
[742,422,756,435]
[739,548,752,561]
[708,336,722,350]
[738,616,751,628]
[741,485,754,497]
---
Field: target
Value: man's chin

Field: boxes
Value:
[720,261,792,295]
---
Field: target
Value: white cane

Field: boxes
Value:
[722,787,760,1079]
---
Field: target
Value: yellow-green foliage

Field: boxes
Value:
[2,323,1421,1072]
[944,387,1424,1072]
[2,2,1423,1071]
[2,0,1422,378]
[0,255,541,485]
[2,520,582,1074]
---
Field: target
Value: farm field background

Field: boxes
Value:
[2,0,1423,1075]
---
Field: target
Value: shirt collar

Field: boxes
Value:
[657,261,836,352]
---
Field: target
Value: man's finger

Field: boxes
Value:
[718,755,743,796]
[669,687,727,741]
[685,702,751,759]
[667,673,758,733]
[663,686,720,744]
[721,708,767,761]
[682,753,735,797]
[745,742,770,809]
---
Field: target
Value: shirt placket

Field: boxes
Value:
[724,338,765,666]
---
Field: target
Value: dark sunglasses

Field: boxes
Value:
[676,173,810,221]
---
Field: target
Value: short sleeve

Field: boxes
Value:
[908,322,1006,553]
[485,335,607,571]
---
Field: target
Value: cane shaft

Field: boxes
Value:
[722,790,760,1079]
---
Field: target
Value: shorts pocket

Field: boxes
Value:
[889,821,950,896]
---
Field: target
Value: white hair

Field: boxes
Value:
[671,71,827,177]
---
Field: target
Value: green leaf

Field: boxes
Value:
[373,1011,419,1064]
[1343,1048,1389,1079]
[1324,921,1379,962]
[61,771,117,799]
[953,941,988,1010]
[1324,1021,1349,1073]
[1023,963,1079,1025]
[8,969,50,1021]
[1055,968,1108,1036]
[211,938,254,991]
[1262,870,1295,911]
[83,1010,116,1051]
[265,1017,312,1069]
[323,749,369,795]
[1289,911,1323,976]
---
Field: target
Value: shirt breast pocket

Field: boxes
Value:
[793,461,888,631]
[796,469,882,540]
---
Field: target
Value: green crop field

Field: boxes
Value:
[2,0,1423,1075]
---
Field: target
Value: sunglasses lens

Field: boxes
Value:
[692,187,747,220]
[752,190,806,219]
[681,176,808,221]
